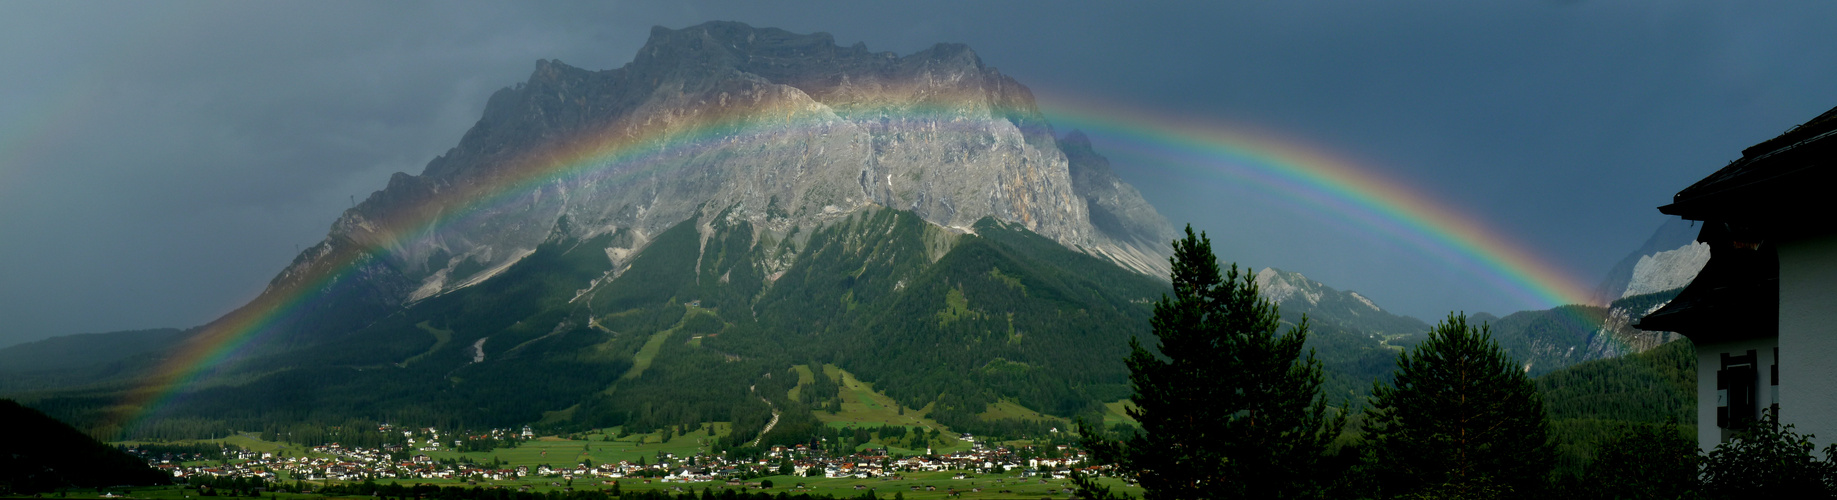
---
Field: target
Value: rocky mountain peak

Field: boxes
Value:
[1256,267,1327,306]
[1254,267,1429,337]
[256,22,1178,342]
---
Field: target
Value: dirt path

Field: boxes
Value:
[749,384,781,447]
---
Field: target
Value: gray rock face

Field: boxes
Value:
[262,22,1175,325]
[1590,217,1699,304]
[1060,131,1178,274]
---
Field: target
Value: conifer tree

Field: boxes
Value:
[1077,225,1344,500]
[1573,422,1699,500]
[1365,313,1554,499]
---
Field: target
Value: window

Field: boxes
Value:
[1717,350,1759,429]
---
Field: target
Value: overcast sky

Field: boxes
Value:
[2,1,1831,347]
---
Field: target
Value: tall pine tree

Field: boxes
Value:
[1078,225,1344,500]
[1365,313,1554,499]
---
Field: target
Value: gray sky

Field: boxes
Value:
[2,1,1831,347]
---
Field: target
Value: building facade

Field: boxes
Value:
[1638,105,1837,452]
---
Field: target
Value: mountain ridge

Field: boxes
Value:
[240,21,1176,351]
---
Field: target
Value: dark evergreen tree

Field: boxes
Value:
[1570,422,1699,500]
[1076,225,1344,500]
[1365,313,1554,499]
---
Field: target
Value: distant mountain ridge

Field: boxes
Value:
[0,328,183,373]
[1253,267,1430,338]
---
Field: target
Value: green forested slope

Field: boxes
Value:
[18,209,1173,442]
[1537,339,1696,478]
[11,208,1504,446]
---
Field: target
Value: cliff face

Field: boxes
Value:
[259,22,1175,334]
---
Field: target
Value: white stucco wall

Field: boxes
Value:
[1778,233,1837,450]
[1695,337,1779,452]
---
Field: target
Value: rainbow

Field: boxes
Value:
[1033,97,1599,309]
[113,87,1601,435]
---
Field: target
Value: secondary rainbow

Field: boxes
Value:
[114,94,1599,435]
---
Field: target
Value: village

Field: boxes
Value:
[126,425,1098,497]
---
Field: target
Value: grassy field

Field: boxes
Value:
[102,469,1138,500]
[811,366,937,429]
[103,429,1136,500]
[116,432,312,461]
[795,366,974,454]
[1100,400,1138,428]
[974,400,1073,436]
[787,364,815,401]
[113,428,726,470]
[428,426,729,468]
[790,366,965,455]
[620,326,678,381]
[400,321,453,367]
[617,305,727,381]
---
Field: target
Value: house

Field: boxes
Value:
[1637,104,1837,451]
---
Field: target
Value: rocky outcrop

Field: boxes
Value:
[1060,131,1178,274]
[1622,242,1709,298]
[1591,217,1699,304]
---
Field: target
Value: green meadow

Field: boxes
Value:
[400,321,453,367]
[1099,400,1138,428]
[428,426,729,467]
[785,365,971,455]
[118,432,294,455]
[102,470,1138,500]
[811,366,938,429]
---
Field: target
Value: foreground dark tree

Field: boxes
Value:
[1365,313,1553,499]
[1076,225,1345,500]
[1700,410,1837,499]
[1563,422,1699,500]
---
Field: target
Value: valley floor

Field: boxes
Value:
[92,470,1134,500]
[108,427,1118,500]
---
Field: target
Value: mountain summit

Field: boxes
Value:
[265,22,1175,337]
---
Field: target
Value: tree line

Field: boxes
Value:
[1074,225,1837,500]
[319,479,893,500]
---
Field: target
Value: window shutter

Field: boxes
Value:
[1716,367,1729,428]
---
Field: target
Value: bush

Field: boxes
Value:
[1700,410,1837,499]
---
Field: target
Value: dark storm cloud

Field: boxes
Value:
[0,1,668,345]
[2,1,1831,346]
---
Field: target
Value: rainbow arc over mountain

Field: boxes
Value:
[111,90,1599,436]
